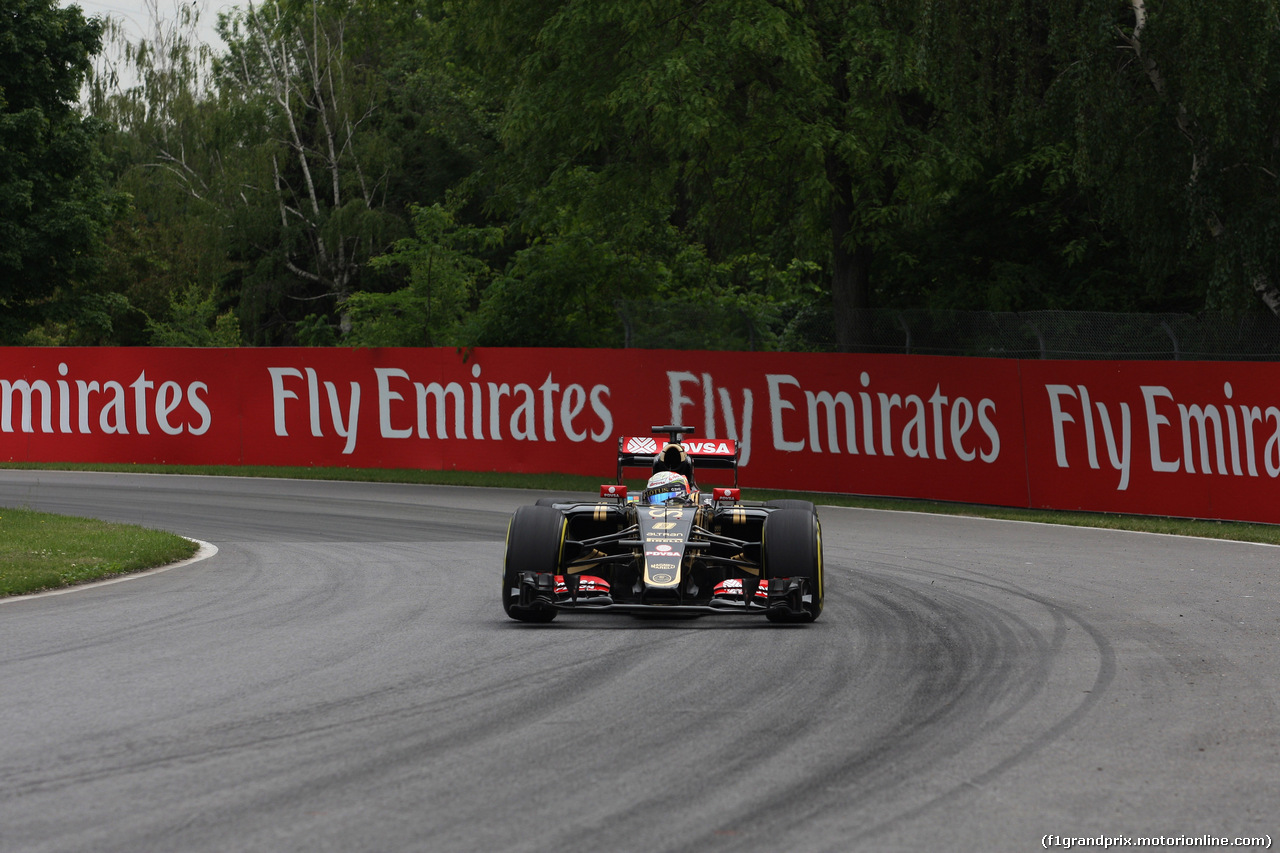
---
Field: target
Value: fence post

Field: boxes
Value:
[1021,315,1047,359]
[1159,320,1180,360]
[616,300,632,349]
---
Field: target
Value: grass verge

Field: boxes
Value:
[0,506,197,598]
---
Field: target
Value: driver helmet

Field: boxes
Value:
[643,471,692,505]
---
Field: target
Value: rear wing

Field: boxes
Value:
[616,425,740,488]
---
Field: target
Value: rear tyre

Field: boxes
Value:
[761,508,823,623]
[502,504,567,623]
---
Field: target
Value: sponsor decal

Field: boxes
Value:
[763,371,1001,462]
[682,440,736,455]
[1019,360,1280,521]
[13,346,1280,523]
[555,575,610,594]
[0,363,212,438]
[712,578,768,598]
[624,436,657,454]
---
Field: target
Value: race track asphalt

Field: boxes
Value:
[0,471,1276,852]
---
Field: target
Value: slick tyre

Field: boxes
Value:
[502,504,567,623]
[761,508,823,623]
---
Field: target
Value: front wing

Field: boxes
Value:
[507,570,817,617]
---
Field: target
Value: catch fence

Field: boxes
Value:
[615,302,1280,360]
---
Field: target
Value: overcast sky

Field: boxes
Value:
[68,0,234,49]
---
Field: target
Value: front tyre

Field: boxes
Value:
[502,504,567,623]
[761,508,823,623]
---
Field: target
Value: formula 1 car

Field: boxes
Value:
[501,425,823,624]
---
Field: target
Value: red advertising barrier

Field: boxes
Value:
[3,347,1280,523]
[0,348,239,465]
[1020,360,1280,523]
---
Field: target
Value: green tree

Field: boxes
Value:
[889,2,1158,313]
[927,0,1280,317]
[468,0,961,349]
[348,202,501,346]
[1067,0,1280,315]
[217,0,401,335]
[0,0,117,343]
[93,0,495,344]
[85,3,238,343]
[146,283,241,345]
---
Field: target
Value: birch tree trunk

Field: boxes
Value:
[1122,0,1280,317]
[234,0,382,326]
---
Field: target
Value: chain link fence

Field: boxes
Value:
[615,300,1280,360]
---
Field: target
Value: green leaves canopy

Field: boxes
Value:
[31,0,1280,350]
[0,0,116,342]
[474,0,955,348]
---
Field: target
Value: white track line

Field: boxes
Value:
[818,503,1280,547]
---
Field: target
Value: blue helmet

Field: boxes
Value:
[643,471,692,504]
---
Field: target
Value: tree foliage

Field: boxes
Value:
[1064,0,1280,313]
[474,0,963,349]
[921,0,1280,314]
[0,0,118,343]
[217,0,399,328]
[12,0,1280,349]
[349,202,501,346]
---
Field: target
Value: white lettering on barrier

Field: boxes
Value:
[1047,384,1133,490]
[764,372,1000,463]
[372,363,612,448]
[1145,382,1280,478]
[269,366,360,454]
[1141,385,1182,475]
[766,375,804,454]
[1047,381,1280,488]
[376,368,412,439]
[2,364,209,438]
[328,381,360,455]
[668,372,754,465]
[269,367,301,437]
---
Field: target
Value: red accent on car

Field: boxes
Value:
[712,578,768,599]
[555,575,611,595]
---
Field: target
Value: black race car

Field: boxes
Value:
[501,425,823,624]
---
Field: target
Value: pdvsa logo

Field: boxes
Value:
[683,440,735,455]
[625,437,657,454]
